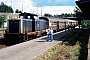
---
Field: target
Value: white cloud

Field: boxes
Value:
[37,6,75,16]
[0,0,75,16]
[0,0,34,12]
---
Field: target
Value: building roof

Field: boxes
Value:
[76,1,90,18]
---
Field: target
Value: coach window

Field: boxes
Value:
[52,22,56,25]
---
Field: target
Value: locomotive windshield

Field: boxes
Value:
[9,20,20,33]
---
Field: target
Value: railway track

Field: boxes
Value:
[0,28,10,49]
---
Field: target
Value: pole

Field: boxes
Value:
[37,4,38,15]
[2,15,4,36]
[11,0,12,8]
[41,6,42,16]
[3,21,4,36]
[11,0,12,18]
[22,4,23,13]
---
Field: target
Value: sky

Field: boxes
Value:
[0,0,78,16]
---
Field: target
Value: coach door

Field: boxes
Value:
[57,21,59,30]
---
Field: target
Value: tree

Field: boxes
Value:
[0,15,7,28]
[15,9,22,13]
[74,6,83,29]
[44,13,52,17]
[74,6,82,18]
[0,2,13,13]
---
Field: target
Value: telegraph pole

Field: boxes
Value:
[11,0,12,8]
[11,0,12,18]
[2,15,4,36]
[37,4,38,15]
[22,4,23,13]
[41,6,42,16]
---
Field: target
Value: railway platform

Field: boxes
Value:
[0,27,78,60]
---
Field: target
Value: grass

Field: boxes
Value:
[35,28,89,60]
[35,42,81,60]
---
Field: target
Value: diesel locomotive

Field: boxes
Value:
[4,12,78,42]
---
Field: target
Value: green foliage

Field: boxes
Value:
[35,41,81,60]
[15,9,22,13]
[0,15,7,28]
[81,20,88,28]
[63,41,69,45]
[44,13,75,18]
[60,13,75,17]
[74,6,82,18]
[0,2,13,13]
[44,13,52,17]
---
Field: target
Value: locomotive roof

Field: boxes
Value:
[19,12,38,16]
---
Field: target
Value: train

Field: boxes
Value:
[4,12,78,42]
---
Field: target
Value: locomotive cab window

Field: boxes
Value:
[9,20,20,33]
